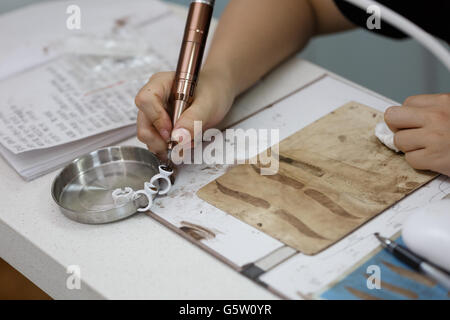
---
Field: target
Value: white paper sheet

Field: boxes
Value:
[0,0,173,81]
[0,0,185,154]
[0,0,184,179]
[0,53,170,153]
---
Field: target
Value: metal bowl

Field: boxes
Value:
[51,146,160,224]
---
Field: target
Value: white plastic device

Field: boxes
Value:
[402,199,450,271]
[112,164,173,213]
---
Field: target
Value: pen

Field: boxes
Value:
[167,0,215,164]
[374,233,450,291]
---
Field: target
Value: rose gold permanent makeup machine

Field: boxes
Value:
[167,0,215,164]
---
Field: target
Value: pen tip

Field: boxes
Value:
[374,233,391,249]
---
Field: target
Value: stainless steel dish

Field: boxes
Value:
[51,146,160,224]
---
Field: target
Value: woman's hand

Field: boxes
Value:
[134,0,355,161]
[135,68,235,160]
[385,93,450,176]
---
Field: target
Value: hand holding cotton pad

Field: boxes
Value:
[375,122,400,153]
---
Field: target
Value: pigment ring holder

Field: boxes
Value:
[51,146,173,224]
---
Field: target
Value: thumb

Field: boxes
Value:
[171,103,211,146]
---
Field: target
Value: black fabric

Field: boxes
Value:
[334,0,450,43]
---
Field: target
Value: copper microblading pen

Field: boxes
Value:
[166,0,215,166]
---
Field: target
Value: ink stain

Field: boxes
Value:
[363,274,418,299]
[160,165,171,172]
[115,17,129,28]
[273,209,328,240]
[405,181,420,188]
[201,165,221,174]
[346,286,381,300]
[180,221,216,241]
[338,135,347,142]
[257,223,263,227]
[251,165,304,189]
[279,155,325,177]
[215,180,270,209]
[180,191,194,198]
[395,187,413,193]
[304,189,359,219]
[381,260,436,287]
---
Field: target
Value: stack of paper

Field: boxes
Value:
[0,0,184,180]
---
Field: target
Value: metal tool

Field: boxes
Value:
[375,233,450,291]
[51,146,161,224]
[167,0,215,164]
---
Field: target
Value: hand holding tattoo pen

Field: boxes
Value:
[166,0,215,167]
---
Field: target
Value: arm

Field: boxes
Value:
[135,0,354,158]
[205,0,355,96]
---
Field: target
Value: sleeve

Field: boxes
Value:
[333,0,449,43]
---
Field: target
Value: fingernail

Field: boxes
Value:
[160,129,170,141]
[171,128,191,146]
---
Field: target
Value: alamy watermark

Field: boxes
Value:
[366,265,381,289]
[169,121,280,175]
[366,5,381,30]
[66,5,81,30]
[66,265,81,290]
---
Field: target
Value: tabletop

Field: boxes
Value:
[0,2,418,299]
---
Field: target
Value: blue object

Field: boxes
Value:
[320,237,450,300]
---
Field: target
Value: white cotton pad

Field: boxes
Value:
[375,122,400,153]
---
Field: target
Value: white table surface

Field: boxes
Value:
[0,3,400,300]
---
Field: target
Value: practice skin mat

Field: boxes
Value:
[197,102,437,255]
